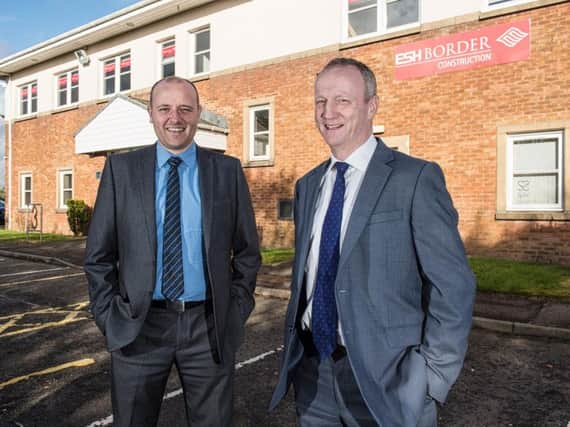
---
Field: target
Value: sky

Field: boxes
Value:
[0,0,141,191]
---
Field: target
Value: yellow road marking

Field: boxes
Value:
[0,302,90,337]
[0,358,95,390]
[0,272,85,289]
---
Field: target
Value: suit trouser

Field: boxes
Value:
[293,331,437,427]
[110,303,235,427]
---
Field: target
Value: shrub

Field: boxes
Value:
[66,199,92,236]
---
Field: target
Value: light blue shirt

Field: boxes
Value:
[153,142,206,301]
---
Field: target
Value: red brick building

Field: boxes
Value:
[2,0,570,263]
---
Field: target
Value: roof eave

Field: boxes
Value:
[0,0,216,75]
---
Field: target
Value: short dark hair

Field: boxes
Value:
[149,76,200,107]
[318,57,377,100]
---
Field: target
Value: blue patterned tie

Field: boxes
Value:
[162,156,184,300]
[312,162,349,359]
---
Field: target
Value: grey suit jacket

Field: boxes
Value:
[270,139,475,427]
[84,144,260,357]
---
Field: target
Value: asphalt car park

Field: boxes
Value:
[0,257,569,426]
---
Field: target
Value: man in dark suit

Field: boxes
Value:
[270,58,476,426]
[85,76,260,426]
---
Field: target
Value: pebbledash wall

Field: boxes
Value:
[4,0,570,264]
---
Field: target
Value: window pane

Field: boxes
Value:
[196,30,210,52]
[71,86,79,103]
[387,0,419,28]
[63,174,72,189]
[25,177,31,191]
[104,60,115,77]
[105,77,115,95]
[348,7,377,36]
[22,100,28,115]
[120,74,131,91]
[31,98,37,113]
[512,174,558,205]
[513,139,557,172]
[59,91,67,106]
[25,192,31,206]
[254,134,269,156]
[348,0,376,11]
[254,109,269,132]
[195,52,210,74]
[63,190,72,205]
[278,200,293,219]
[163,62,175,77]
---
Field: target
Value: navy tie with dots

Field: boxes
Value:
[312,161,349,359]
[162,156,184,301]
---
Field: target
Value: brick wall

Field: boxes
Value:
[6,2,570,264]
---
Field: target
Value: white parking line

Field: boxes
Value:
[0,267,68,278]
[0,272,85,289]
[85,346,284,427]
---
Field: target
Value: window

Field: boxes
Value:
[20,173,32,209]
[243,98,274,166]
[496,122,570,220]
[57,69,79,107]
[506,131,563,211]
[19,82,38,115]
[161,39,176,77]
[249,105,270,161]
[193,27,210,74]
[103,53,131,96]
[278,199,293,220]
[58,170,73,210]
[347,0,419,39]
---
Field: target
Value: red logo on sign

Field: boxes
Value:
[394,18,530,80]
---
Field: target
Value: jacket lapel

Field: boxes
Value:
[138,144,157,263]
[338,140,393,273]
[197,146,214,256]
[295,161,329,288]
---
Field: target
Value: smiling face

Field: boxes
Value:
[148,79,202,154]
[314,65,378,160]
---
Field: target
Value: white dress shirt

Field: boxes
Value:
[302,136,377,344]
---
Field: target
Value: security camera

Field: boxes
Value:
[74,49,90,66]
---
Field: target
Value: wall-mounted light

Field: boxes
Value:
[74,49,90,66]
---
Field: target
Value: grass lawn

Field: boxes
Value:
[0,229,77,242]
[261,248,295,265]
[260,249,570,298]
[469,257,570,298]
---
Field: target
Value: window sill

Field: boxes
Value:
[496,211,570,221]
[14,114,38,123]
[52,104,79,115]
[190,73,211,83]
[242,159,274,168]
[480,0,567,20]
[55,208,68,214]
[341,24,421,50]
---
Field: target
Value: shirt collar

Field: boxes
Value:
[328,135,377,173]
[156,141,197,168]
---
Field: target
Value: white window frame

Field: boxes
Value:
[484,0,534,10]
[20,173,32,209]
[102,52,131,96]
[160,39,176,78]
[19,82,38,116]
[191,27,211,75]
[56,69,79,107]
[506,130,563,211]
[344,0,420,41]
[57,169,73,210]
[248,104,271,162]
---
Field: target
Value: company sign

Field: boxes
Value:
[394,19,530,80]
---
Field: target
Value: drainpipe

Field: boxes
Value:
[0,75,10,229]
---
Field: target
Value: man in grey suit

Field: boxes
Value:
[85,76,260,426]
[270,58,476,426]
